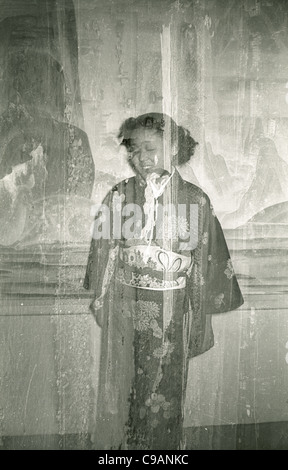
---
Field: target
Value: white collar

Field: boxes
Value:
[147,166,175,199]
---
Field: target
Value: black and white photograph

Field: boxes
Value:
[0,0,288,451]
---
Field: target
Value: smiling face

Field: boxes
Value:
[126,127,171,181]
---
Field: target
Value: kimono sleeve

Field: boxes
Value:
[83,190,115,296]
[185,194,244,358]
[189,195,244,316]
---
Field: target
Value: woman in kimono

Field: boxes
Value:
[84,113,244,450]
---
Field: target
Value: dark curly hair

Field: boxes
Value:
[118,113,198,165]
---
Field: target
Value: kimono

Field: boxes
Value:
[84,169,243,450]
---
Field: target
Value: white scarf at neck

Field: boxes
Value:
[141,167,175,243]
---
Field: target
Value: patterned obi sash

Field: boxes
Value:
[117,245,192,291]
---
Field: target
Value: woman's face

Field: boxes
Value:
[127,127,171,181]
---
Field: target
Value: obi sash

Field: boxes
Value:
[117,244,192,291]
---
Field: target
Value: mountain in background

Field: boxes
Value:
[221,137,288,229]
[224,200,288,249]
[191,140,233,199]
[249,201,288,224]
[202,141,233,197]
